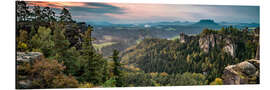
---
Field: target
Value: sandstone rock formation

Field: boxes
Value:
[223,38,236,57]
[180,32,187,43]
[179,32,198,44]
[199,34,219,53]
[17,52,43,64]
[222,59,260,84]
[199,34,236,57]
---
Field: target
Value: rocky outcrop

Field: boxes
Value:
[199,34,236,57]
[255,46,260,60]
[16,52,43,64]
[222,59,260,84]
[179,32,197,44]
[199,34,219,53]
[199,35,211,53]
[255,27,260,60]
[180,32,187,43]
[223,38,236,57]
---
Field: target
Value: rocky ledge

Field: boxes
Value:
[16,52,43,63]
[222,59,260,84]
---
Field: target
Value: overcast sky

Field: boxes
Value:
[27,1,260,24]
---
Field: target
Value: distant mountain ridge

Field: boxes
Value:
[192,19,219,27]
[85,19,258,29]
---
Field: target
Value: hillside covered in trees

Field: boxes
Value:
[121,26,259,82]
[16,1,260,89]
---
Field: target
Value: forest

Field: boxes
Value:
[16,1,259,88]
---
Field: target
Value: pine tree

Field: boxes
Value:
[59,8,73,23]
[79,26,105,85]
[52,24,82,75]
[30,27,55,57]
[16,1,30,22]
[112,49,124,87]
[41,7,56,23]
[53,24,70,54]
[29,26,36,39]
[32,6,42,22]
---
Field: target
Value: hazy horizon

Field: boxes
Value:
[27,1,260,24]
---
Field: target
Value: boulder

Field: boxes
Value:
[222,59,260,84]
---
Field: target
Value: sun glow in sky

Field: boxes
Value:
[27,1,259,24]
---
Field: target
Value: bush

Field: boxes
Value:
[210,78,223,85]
[30,59,79,88]
[17,41,28,51]
[79,82,95,88]
[102,77,116,87]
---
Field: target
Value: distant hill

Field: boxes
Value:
[143,21,193,26]
[121,27,259,82]
[86,21,113,26]
[192,19,220,29]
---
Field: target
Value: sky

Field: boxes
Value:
[27,1,260,24]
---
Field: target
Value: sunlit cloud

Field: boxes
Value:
[27,1,88,9]
[25,1,259,24]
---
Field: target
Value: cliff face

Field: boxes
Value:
[223,38,236,57]
[199,34,236,57]
[179,32,187,43]
[179,32,198,44]
[222,59,260,84]
[199,34,217,53]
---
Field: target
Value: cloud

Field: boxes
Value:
[27,1,126,14]
[26,1,259,23]
[68,3,125,14]
[27,1,87,9]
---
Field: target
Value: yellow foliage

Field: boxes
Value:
[135,67,140,71]
[124,65,141,72]
[150,72,158,77]
[79,82,94,88]
[17,41,28,51]
[210,78,223,85]
[160,72,168,76]
[186,54,191,64]
[32,48,42,52]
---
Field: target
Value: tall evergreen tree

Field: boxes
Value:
[41,7,56,24]
[79,26,105,85]
[53,24,70,54]
[32,6,42,22]
[59,8,73,23]
[52,24,81,75]
[30,27,55,57]
[112,49,124,87]
[16,1,30,22]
